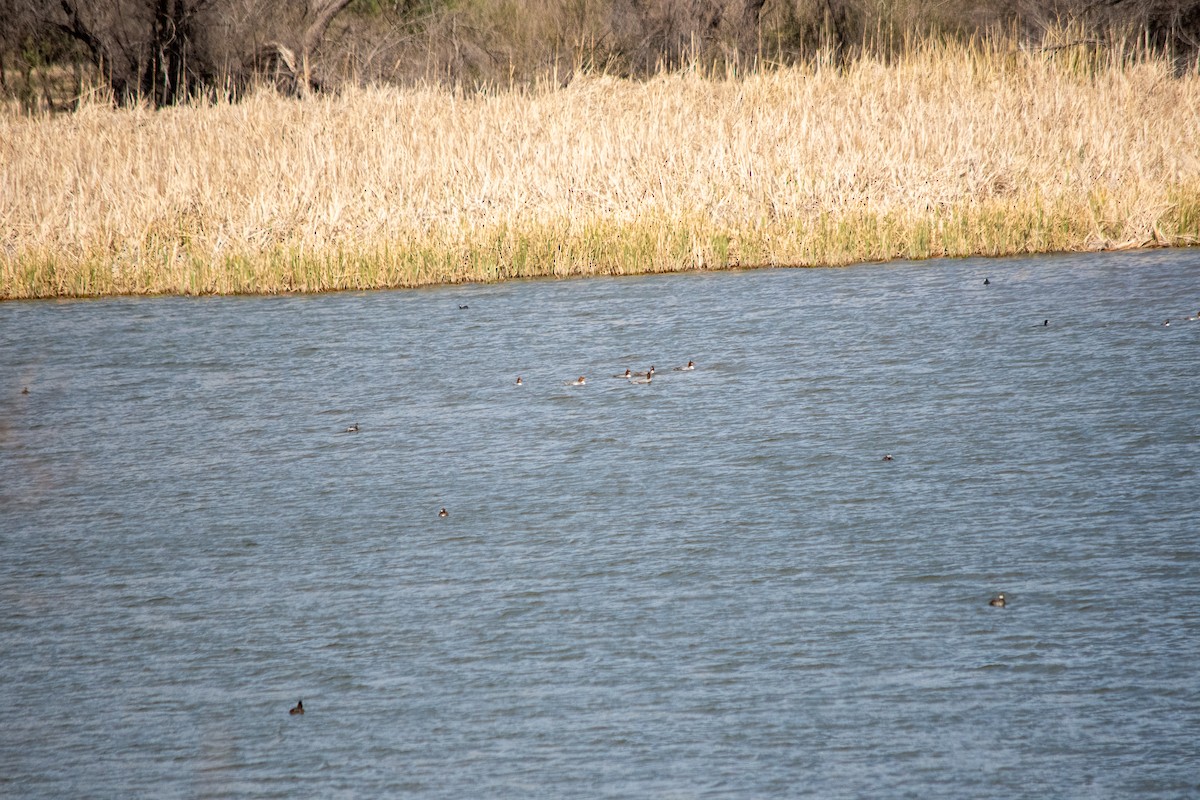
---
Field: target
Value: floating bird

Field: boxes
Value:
[515,376,523,386]
[438,507,449,518]
[458,304,469,310]
[673,361,695,371]
[21,386,29,395]
[989,593,1007,608]
[1163,319,1171,327]
[345,423,360,433]
[1186,311,1199,321]
[983,278,990,285]
[630,371,653,385]
[882,454,894,462]
[612,369,632,379]
[290,700,304,715]
[1042,320,1049,327]
[568,376,586,386]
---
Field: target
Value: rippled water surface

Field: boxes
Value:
[2,250,1199,798]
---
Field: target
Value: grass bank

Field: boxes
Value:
[3,40,1199,299]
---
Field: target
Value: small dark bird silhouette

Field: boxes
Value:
[21,386,29,394]
[290,700,304,715]
[989,593,1007,608]
[458,304,469,310]
[882,454,894,462]
[345,423,360,433]
[438,507,449,518]
[1043,320,1049,326]
[516,376,523,385]
[1163,319,1171,327]
[983,278,990,285]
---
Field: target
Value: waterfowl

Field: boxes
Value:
[1163,319,1171,327]
[612,369,632,379]
[673,361,695,371]
[345,423,360,433]
[290,700,304,715]
[515,376,523,386]
[633,366,655,379]
[1186,311,1199,321]
[989,593,1006,608]
[630,372,653,385]
[568,376,586,386]
[21,386,29,394]
[882,454,894,461]
[438,507,449,518]
[1042,320,1049,326]
[458,304,469,310]
[983,278,990,285]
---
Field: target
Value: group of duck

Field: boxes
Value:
[338,361,696,433]
[1162,311,1200,327]
[288,585,1012,714]
[983,276,1198,328]
[517,360,696,388]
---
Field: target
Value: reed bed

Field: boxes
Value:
[2,40,1199,299]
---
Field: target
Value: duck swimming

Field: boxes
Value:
[630,371,653,385]
[983,278,990,285]
[438,507,449,518]
[290,700,304,715]
[612,369,632,379]
[882,454,894,461]
[516,376,523,385]
[673,361,695,371]
[568,376,586,386]
[989,593,1006,608]
[345,423,360,433]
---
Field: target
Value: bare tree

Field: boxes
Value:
[252,0,354,97]
[14,0,356,106]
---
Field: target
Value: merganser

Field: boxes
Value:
[438,507,448,517]
[516,376,523,385]
[345,423,360,433]
[612,369,632,379]
[630,372,653,385]
[882,454,893,461]
[983,278,990,285]
[673,361,695,371]
[290,700,304,715]
[1163,319,1171,327]
[989,593,1006,608]
[568,376,586,386]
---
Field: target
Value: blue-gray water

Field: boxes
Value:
[2,249,1198,798]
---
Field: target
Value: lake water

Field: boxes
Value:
[1,249,1198,798]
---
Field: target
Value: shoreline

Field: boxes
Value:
[5,240,1195,302]
[4,43,1199,300]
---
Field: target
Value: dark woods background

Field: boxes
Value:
[2,0,1199,110]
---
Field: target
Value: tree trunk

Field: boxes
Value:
[298,0,352,97]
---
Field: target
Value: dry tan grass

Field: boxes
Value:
[2,40,1199,298]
